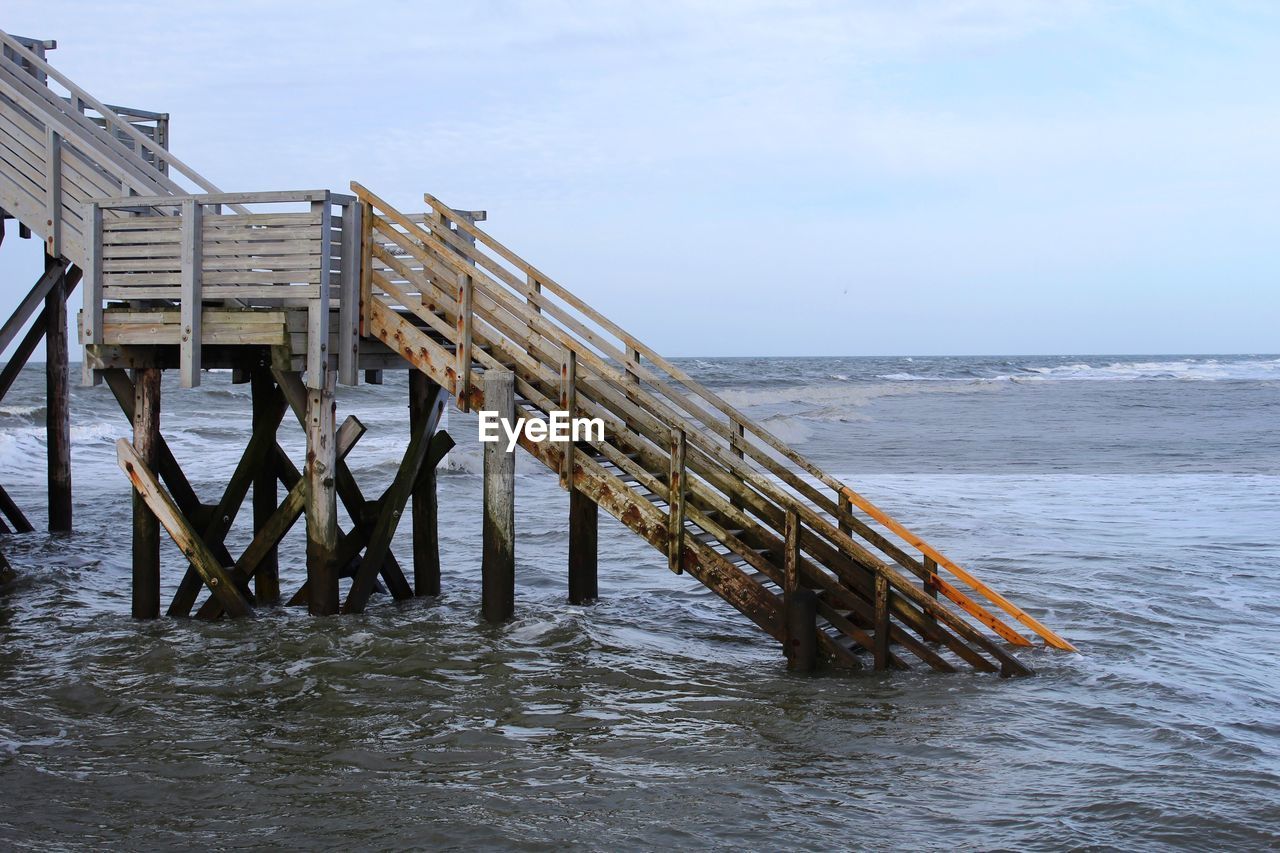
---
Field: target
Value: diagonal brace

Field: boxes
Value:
[116,439,252,618]
[195,416,366,619]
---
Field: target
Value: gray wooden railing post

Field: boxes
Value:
[559,349,576,488]
[307,195,332,390]
[81,201,102,386]
[456,270,474,411]
[337,197,360,386]
[667,427,686,574]
[44,127,61,258]
[482,369,516,623]
[178,198,202,387]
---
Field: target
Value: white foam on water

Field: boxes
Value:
[879,357,1280,382]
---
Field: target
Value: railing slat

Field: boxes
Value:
[667,427,686,575]
[559,349,576,489]
[456,270,473,411]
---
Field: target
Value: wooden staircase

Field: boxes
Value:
[0,31,1075,672]
[353,182,1076,674]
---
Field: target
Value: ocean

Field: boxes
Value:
[0,354,1276,849]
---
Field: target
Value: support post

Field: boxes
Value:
[410,371,443,596]
[783,509,816,671]
[482,369,515,623]
[44,252,71,532]
[874,572,891,672]
[131,368,161,618]
[252,368,281,605]
[568,486,597,605]
[305,380,339,615]
[786,588,818,673]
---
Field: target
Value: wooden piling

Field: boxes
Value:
[785,587,818,673]
[131,368,161,619]
[874,572,891,671]
[568,487,598,604]
[482,369,515,623]
[305,381,339,616]
[44,253,70,532]
[410,371,442,596]
[252,368,281,605]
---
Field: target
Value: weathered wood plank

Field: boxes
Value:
[874,572,891,671]
[410,371,446,596]
[568,486,598,605]
[251,368,281,606]
[482,369,515,622]
[167,382,286,617]
[196,415,366,620]
[456,270,473,411]
[305,382,339,615]
[178,198,202,387]
[131,367,161,618]
[342,375,439,613]
[44,253,71,531]
[116,439,252,618]
[667,428,686,575]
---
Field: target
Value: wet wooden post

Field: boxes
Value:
[568,488,597,604]
[131,368,161,618]
[482,369,515,623]
[305,380,339,616]
[252,368,281,605]
[44,252,71,531]
[783,508,817,671]
[921,554,940,635]
[667,428,686,574]
[563,348,597,603]
[410,371,442,596]
[838,491,852,536]
[874,572,891,671]
[786,588,818,673]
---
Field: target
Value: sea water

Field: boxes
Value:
[0,355,1276,848]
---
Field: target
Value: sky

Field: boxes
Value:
[3,0,1278,356]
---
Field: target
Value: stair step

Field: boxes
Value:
[589,449,641,463]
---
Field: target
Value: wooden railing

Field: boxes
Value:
[353,181,1075,672]
[0,28,228,267]
[82,190,360,389]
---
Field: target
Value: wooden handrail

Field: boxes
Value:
[412,189,1074,651]
[0,29,232,204]
[353,182,1071,659]
[840,486,1077,651]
